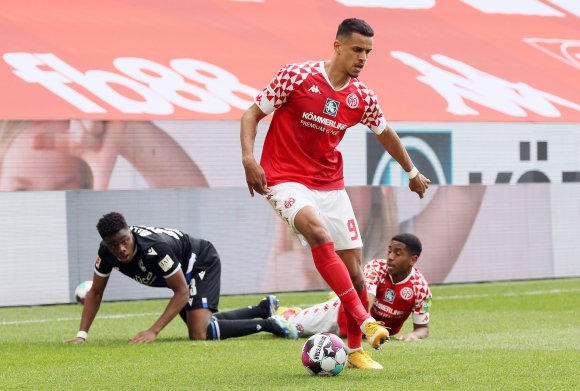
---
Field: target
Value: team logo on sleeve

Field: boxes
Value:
[385,288,396,303]
[323,98,340,117]
[95,255,102,268]
[346,93,359,108]
[158,255,175,272]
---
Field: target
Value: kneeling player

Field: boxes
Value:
[66,212,297,344]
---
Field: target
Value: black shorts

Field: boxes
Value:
[179,239,221,322]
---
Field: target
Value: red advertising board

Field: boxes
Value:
[0,0,578,121]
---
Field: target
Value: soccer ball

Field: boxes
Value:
[75,280,93,305]
[301,332,347,376]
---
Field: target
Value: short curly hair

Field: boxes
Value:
[96,212,128,239]
[392,233,422,257]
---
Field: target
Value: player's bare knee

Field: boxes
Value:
[188,329,208,340]
[306,227,333,246]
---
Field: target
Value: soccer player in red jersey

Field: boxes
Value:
[280,234,431,346]
[241,18,431,369]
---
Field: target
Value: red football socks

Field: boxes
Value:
[311,242,370,327]
[344,282,370,349]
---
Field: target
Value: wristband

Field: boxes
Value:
[76,331,88,340]
[407,166,419,180]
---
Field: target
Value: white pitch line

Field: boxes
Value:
[0,312,159,326]
[1,288,578,326]
[435,287,580,300]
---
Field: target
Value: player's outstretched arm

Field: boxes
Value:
[396,323,429,341]
[129,272,189,343]
[240,104,269,196]
[65,274,108,343]
[375,125,431,199]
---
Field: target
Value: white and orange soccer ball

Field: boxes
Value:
[74,280,93,305]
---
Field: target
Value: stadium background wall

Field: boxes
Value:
[1,1,579,307]
[0,120,578,306]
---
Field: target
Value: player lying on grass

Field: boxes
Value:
[66,212,298,344]
[278,233,431,368]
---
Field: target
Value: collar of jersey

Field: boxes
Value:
[320,61,352,92]
[388,267,416,285]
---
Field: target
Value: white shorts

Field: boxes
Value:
[266,182,363,250]
[288,298,341,337]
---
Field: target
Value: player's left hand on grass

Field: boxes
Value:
[64,337,86,344]
[395,333,421,341]
[409,173,431,199]
[129,329,157,343]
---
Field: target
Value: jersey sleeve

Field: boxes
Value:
[412,282,432,325]
[364,259,388,296]
[357,84,387,135]
[94,252,112,277]
[254,62,315,115]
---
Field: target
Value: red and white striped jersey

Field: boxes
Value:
[255,61,387,190]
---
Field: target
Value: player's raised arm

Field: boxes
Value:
[240,104,269,196]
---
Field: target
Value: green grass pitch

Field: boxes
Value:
[0,278,578,390]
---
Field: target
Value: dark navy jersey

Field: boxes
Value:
[94,226,213,288]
